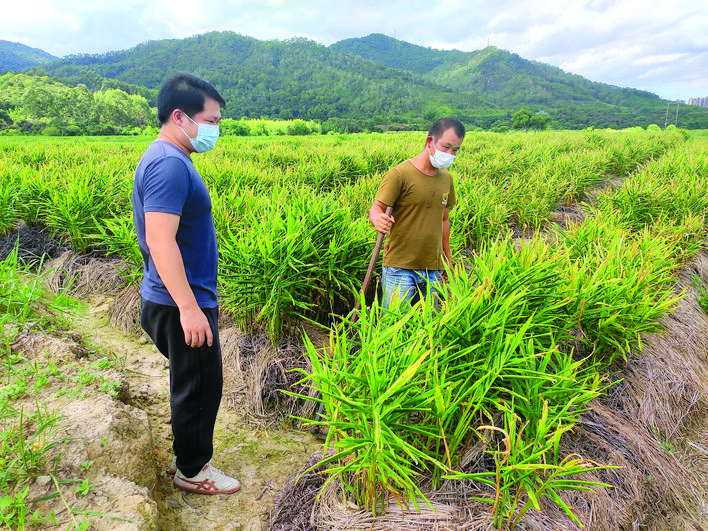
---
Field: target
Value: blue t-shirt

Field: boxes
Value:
[132,140,218,308]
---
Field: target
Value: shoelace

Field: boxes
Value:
[206,465,226,478]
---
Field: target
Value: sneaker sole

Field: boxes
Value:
[173,478,240,495]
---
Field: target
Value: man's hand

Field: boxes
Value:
[180,304,213,348]
[369,200,394,234]
[373,212,395,234]
[441,256,453,284]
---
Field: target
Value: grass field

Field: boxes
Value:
[1,128,707,529]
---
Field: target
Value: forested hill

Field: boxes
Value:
[0,40,58,71]
[331,33,705,129]
[331,33,473,75]
[7,31,708,130]
[332,33,657,105]
[32,31,493,129]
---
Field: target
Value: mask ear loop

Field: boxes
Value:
[178,110,197,142]
[427,136,435,158]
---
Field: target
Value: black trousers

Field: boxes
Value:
[140,298,223,478]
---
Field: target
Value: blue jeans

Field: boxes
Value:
[382,267,442,309]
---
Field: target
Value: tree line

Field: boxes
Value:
[0,71,659,136]
[0,72,405,136]
[1,70,550,136]
[0,73,155,135]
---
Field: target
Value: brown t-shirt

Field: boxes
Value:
[375,159,456,270]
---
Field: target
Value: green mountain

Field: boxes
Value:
[12,31,708,130]
[334,33,654,103]
[330,33,471,75]
[37,31,492,128]
[0,40,58,71]
[331,34,706,129]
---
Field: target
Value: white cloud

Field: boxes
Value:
[0,0,706,99]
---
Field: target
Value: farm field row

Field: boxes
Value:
[1,128,703,336]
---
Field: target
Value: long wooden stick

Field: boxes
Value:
[350,205,393,323]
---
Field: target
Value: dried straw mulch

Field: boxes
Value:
[221,325,322,424]
[41,251,144,335]
[270,450,500,531]
[107,283,141,333]
[43,251,127,297]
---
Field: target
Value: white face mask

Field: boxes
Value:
[181,113,220,153]
[428,142,455,169]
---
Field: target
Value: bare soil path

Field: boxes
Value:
[73,293,324,531]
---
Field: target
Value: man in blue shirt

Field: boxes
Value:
[132,73,240,495]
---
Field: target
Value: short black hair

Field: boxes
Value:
[157,72,226,125]
[428,117,466,141]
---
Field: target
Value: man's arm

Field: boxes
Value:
[369,199,395,234]
[144,211,213,348]
[442,207,452,269]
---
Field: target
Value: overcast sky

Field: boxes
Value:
[1,0,706,101]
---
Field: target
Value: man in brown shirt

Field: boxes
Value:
[369,117,466,309]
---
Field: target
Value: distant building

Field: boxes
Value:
[688,97,708,108]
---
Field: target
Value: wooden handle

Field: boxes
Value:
[351,206,393,322]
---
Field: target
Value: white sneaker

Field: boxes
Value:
[173,461,241,495]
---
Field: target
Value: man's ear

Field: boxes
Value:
[171,108,185,126]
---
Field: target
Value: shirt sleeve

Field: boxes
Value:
[142,156,190,216]
[374,166,403,207]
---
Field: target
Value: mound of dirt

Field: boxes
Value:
[0,222,68,267]
[9,329,159,531]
